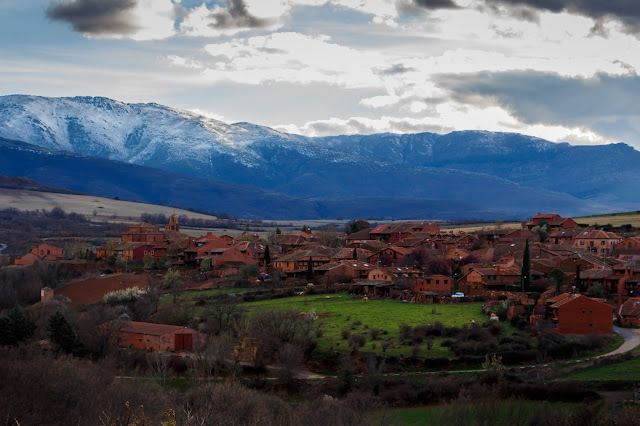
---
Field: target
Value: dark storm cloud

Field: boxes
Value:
[46,0,139,35]
[435,70,640,142]
[412,0,460,9]
[208,0,272,30]
[484,0,640,35]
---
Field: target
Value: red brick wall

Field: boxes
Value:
[556,297,612,335]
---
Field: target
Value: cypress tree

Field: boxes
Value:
[264,245,271,265]
[521,239,531,292]
[353,248,358,260]
[306,257,314,280]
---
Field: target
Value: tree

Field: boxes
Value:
[549,268,566,293]
[353,248,358,260]
[532,219,551,242]
[7,305,35,342]
[521,239,532,292]
[576,264,582,290]
[0,315,16,346]
[143,254,155,270]
[47,310,84,355]
[276,227,282,235]
[264,245,271,265]
[587,283,604,298]
[427,258,452,276]
[345,219,370,235]
[200,258,212,273]
[306,257,314,281]
[301,225,309,233]
[162,268,182,290]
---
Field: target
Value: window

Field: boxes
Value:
[436,280,440,284]
[601,241,605,245]
[580,241,585,245]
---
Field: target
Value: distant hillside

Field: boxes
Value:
[0,175,83,195]
[0,138,512,220]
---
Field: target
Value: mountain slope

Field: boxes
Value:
[1,95,638,217]
[0,138,515,220]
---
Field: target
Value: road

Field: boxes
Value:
[597,326,640,358]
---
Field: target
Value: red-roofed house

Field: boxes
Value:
[15,243,65,265]
[618,298,640,326]
[549,294,612,335]
[410,274,453,296]
[367,246,412,267]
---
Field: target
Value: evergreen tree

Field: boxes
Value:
[521,239,531,292]
[47,310,84,356]
[306,257,314,280]
[200,258,212,272]
[576,264,582,291]
[264,245,271,265]
[0,316,16,346]
[276,227,282,235]
[301,225,309,233]
[353,248,358,260]
[7,305,35,342]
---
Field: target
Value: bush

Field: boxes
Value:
[341,329,350,340]
[103,286,146,304]
[349,333,366,348]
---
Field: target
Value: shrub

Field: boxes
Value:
[350,333,366,348]
[103,287,146,304]
[341,329,351,340]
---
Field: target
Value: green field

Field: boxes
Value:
[243,293,507,357]
[559,356,640,382]
[376,401,580,425]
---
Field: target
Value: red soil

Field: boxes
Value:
[55,274,153,305]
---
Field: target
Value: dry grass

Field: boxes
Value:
[574,212,640,227]
[0,188,217,223]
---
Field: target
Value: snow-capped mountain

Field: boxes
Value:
[1,94,639,218]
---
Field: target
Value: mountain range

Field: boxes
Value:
[1,94,639,220]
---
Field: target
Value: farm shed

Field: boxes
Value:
[116,321,205,352]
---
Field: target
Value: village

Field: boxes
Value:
[5,212,639,350]
[4,208,640,423]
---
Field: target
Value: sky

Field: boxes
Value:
[1,0,640,147]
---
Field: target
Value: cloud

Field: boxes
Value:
[412,0,460,9]
[46,0,178,40]
[434,70,640,143]
[275,115,455,136]
[46,0,139,35]
[482,0,640,36]
[208,0,273,30]
[187,32,384,88]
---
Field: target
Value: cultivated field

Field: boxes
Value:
[0,188,218,223]
[574,211,640,227]
[55,274,154,305]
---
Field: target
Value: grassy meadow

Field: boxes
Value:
[558,356,640,382]
[241,292,507,358]
[376,401,581,425]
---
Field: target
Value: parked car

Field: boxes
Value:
[451,292,465,298]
